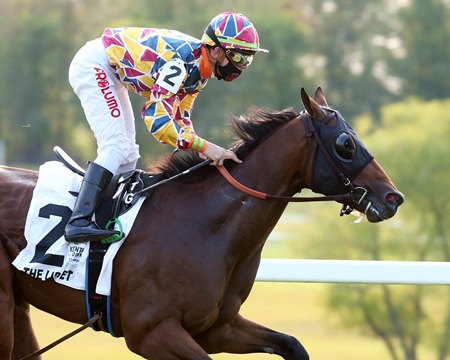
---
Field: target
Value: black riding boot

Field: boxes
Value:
[65,162,119,243]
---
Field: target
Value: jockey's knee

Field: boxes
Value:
[117,143,140,173]
[95,143,132,175]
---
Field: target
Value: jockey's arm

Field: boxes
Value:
[142,88,241,165]
[143,86,201,149]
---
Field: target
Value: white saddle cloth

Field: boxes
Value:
[12,161,145,296]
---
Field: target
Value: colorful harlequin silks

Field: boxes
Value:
[102,27,208,150]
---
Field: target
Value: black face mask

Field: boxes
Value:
[214,60,242,82]
[311,109,374,195]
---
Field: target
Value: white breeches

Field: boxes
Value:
[68,38,140,175]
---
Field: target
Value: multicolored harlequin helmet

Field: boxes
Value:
[201,12,269,53]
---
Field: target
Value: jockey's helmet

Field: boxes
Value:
[201,12,269,54]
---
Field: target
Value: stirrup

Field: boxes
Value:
[101,218,124,244]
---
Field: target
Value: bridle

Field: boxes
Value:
[216,111,372,217]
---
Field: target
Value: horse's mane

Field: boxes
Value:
[148,107,298,180]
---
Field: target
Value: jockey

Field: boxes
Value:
[65,12,269,243]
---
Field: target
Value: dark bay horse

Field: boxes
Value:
[0,88,403,359]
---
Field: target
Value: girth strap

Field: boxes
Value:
[86,241,117,335]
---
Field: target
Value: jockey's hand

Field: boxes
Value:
[200,142,242,166]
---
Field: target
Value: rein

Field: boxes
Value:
[216,165,351,203]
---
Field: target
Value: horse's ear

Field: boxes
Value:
[314,87,328,107]
[300,88,326,120]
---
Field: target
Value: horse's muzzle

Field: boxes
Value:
[365,190,404,222]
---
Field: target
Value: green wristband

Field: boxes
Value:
[191,136,199,151]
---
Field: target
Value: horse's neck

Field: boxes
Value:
[217,116,308,256]
[234,116,307,196]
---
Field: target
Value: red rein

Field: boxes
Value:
[216,165,352,203]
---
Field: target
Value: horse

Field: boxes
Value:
[0,88,403,359]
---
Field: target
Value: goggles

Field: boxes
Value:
[205,25,255,67]
[226,50,254,66]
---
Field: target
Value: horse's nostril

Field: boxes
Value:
[386,192,404,208]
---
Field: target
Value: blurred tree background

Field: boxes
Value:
[1,1,449,359]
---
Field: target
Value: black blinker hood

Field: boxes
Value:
[311,110,374,195]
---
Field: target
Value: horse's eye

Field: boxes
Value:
[335,133,356,160]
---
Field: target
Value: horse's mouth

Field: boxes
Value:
[365,203,398,223]
[349,188,403,223]
[365,205,384,223]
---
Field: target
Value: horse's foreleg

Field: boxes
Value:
[195,314,309,360]
[124,317,212,360]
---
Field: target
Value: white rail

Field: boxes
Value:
[256,259,450,285]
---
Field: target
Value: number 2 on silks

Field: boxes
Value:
[30,203,72,267]
[155,58,187,94]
